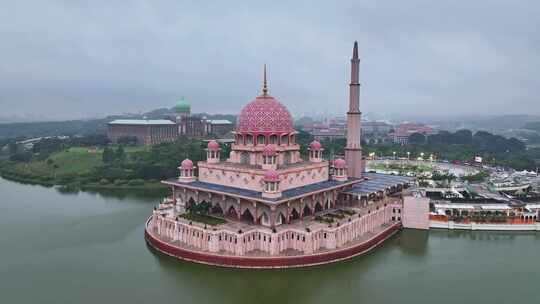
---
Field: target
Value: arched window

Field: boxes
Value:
[240,152,249,164]
[257,134,265,145]
[269,135,278,144]
[261,212,270,226]
[276,212,285,225]
[284,152,291,165]
[264,155,276,165]
[246,134,253,145]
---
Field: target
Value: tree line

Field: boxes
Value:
[297,128,538,171]
[408,129,526,153]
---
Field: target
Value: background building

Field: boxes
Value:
[107,98,234,145]
[361,121,393,136]
[107,120,177,145]
[206,119,234,136]
[312,129,346,140]
[391,123,435,145]
[361,120,393,144]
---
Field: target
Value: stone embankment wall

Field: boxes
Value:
[151,204,401,257]
[430,220,540,231]
[145,218,401,268]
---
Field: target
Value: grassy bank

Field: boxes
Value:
[0,146,167,191]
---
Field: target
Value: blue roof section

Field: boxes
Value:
[184,180,261,198]
[281,179,356,199]
[163,173,414,203]
[342,173,415,196]
[163,178,361,204]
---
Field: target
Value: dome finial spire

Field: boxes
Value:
[262,64,269,96]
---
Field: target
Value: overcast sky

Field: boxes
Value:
[1,1,539,121]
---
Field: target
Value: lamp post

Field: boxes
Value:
[407,151,410,161]
[393,151,396,160]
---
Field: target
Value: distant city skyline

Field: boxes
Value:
[1,1,540,121]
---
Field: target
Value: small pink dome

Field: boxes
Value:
[207,140,219,151]
[180,158,193,169]
[309,140,322,150]
[236,95,294,134]
[263,169,280,182]
[334,158,346,169]
[263,144,277,156]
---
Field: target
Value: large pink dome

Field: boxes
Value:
[236,95,294,134]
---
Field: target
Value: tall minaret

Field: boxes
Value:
[262,64,269,96]
[345,41,363,178]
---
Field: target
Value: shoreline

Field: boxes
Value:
[0,170,168,192]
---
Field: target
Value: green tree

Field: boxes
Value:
[8,142,18,155]
[409,133,426,145]
[102,147,114,164]
[115,145,126,163]
[452,129,473,145]
[9,152,32,162]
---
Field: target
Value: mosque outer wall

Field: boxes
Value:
[144,217,401,268]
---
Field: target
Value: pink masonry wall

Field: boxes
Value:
[151,204,396,257]
[146,219,401,269]
[197,162,329,192]
[402,194,430,230]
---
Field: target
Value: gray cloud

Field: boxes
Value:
[1,0,539,121]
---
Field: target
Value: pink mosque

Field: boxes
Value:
[145,42,424,268]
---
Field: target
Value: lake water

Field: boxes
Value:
[1,177,539,304]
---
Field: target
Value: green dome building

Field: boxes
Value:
[175,97,191,114]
